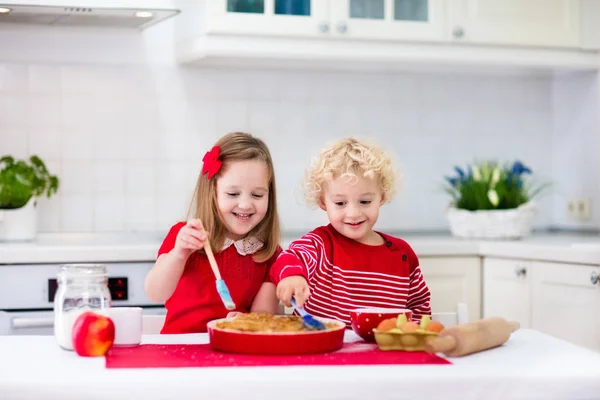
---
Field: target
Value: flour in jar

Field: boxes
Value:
[54,307,109,350]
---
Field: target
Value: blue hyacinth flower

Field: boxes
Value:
[454,166,466,179]
[445,176,459,187]
[511,161,532,176]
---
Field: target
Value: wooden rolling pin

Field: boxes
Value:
[424,317,520,357]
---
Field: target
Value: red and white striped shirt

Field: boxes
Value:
[270,224,431,326]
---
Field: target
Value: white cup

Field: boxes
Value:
[108,307,142,347]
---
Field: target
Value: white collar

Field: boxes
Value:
[221,236,264,256]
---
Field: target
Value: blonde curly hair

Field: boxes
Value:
[304,137,399,206]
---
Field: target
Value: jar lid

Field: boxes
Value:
[58,264,108,278]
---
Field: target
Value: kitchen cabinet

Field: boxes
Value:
[203,0,330,37]
[201,0,445,40]
[483,257,531,328]
[176,0,599,70]
[419,256,481,320]
[329,0,446,42]
[199,0,582,47]
[448,0,580,49]
[531,261,600,352]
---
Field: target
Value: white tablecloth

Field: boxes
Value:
[1,329,600,400]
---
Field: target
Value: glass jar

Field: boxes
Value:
[53,264,112,350]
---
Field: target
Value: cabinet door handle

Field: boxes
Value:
[515,266,527,277]
[12,317,54,329]
[453,26,464,38]
[336,22,348,34]
[591,271,599,285]
[318,21,329,33]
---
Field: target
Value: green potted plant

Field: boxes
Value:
[443,160,548,239]
[0,155,59,241]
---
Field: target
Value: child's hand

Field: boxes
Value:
[276,275,310,308]
[226,311,243,318]
[173,219,208,260]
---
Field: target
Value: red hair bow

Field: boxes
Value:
[202,145,222,179]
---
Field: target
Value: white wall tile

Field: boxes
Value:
[0,64,28,93]
[248,101,281,135]
[0,95,28,125]
[155,161,196,195]
[37,194,61,232]
[276,101,308,136]
[92,132,126,161]
[124,132,157,161]
[216,101,249,134]
[551,72,600,230]
[125,162,156,195]
[28,65,62,94]
[93,194,125,232]
[1,58,596,234]
[61,129,94,160]
[0,125,29,158]
[60,160,93,194]
[93,161,125,195]
[124,195,156,232]
[60,194,93,231]
[155,193,189,231]
[27,96,62,127]
[28,126,62,160]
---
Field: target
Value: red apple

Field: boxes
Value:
[71,311,115,357]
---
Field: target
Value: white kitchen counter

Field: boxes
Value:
[0,231,598,265]
[1,330,599,400]
[0,232,164,264]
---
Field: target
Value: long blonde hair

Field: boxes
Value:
[187,132,280,263]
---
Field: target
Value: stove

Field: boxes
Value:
[0,233,167,335]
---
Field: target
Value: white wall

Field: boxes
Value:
[0,18,596,235]
[551,72,600,231]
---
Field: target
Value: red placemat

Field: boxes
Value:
[105,342,451,368]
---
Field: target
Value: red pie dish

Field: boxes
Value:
[207,313,346,355]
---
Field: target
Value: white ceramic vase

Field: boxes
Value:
[0,199,37,241]
[446,201,537,240]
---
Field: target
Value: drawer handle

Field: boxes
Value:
[515,266,527,277]
[591,271,599,285]
[453,26,464,38]
[12,317,54,329]
[318,21,329,33]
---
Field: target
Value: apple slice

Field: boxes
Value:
[395,313,408,329]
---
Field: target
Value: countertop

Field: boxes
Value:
[1,330,599,400]
[0,231,599,265]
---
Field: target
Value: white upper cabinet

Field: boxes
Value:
[175,0,598,70]
[328,0,446,42]
[204,0,330,37]
[447,0,580,48]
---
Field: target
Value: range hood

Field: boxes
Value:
[0,0,179,29]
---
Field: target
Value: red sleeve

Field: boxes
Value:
[157,222,186,258]
[402,242,431,320]
[269,229,328,284]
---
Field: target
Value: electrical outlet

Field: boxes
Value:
[567,198,592,221]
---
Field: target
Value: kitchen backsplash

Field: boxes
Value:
[0,25,597,234]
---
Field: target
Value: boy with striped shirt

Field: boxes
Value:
[270,137,431,326]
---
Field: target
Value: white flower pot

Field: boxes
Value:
[446,201,537,240]
[0,199,37,241]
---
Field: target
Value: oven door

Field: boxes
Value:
[0,310,54,336]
